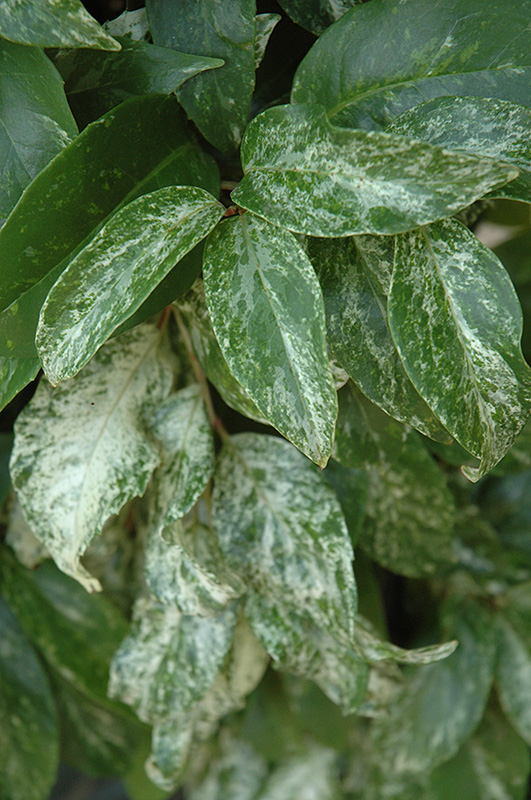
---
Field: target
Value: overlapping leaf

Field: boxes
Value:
[254,14,280,70]
[0,357,40,414]
[203,214,336,465]
[354,616,457,666]
[257,746,342,800]
[232,105,516,237]
[278,0,362,35]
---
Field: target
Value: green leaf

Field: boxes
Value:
[0,597,59,800]
[495,583,531,746]
[254,14,280,70]
[10,325,173,590]
[292,0,531,130]
[334,383,456,577]
[388,96,531,204]
[232,105,516,237]
[0,40,77,218]
[54,37,224,129]
[354,616,458,666]
[0,357,39,414]
[278,0,362,35]
[147,0,256,152]
[257,747,342,800]
[308,234,450,442]
[37,185,224,383]
[388,219,531,480]
[187,735,268,800]
[0,94,219,356]
[0,0,120,50]
[372,601,496,779]
[203,214,337,466]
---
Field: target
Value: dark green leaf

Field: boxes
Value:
[0,357,39,414]
[232,105,516,237]
[277,0,362,35]
[254,14,280,70]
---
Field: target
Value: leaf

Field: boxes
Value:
[354,616,457,666]
[495,583,531,746]
[54,37,224,128]
[5,500,49,569]
[257,747,342,800]
[387,219,531,480]
[0,40,77,219]
[10,325,173,590]
[278,0,362,35]
[0,0,120,50]
[308,234,450,441]
[104,8,150,41]
[0,598,58,800]
[0,94,219,356]
[254,14,280,70]
[232,104,517,237]
[203,214,337,466]
[0,357,39,414]
[187,734,268,800]
[371,601,496,779]
[147,0,256,152]
[292,0,531,130]
[334,383,456,577]
[37,186,224,383]
[388,96,531,204]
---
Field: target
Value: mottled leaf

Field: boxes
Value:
[259,748,341,800]
[0,598,58,800]
[0,357,39,413]
[232,104,516,237]
[308,234,449,441]
[278,0,362,35]
[388,219,531,480]
[10,325,173,590]
[204,215,337,465]
[495,583,531,746]
[354,616,457,666]
[37,186,224,383]
[187,735,268,800]
[147,0,256,152]
[104,8,149,41]
[292,0,531,130]
[254,14,280,70]
[0,39,77,218]
[4,501,49,569]
[0,0,120,50]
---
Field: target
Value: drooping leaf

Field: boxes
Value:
[292,0,531,130]
[54,37,224,128]
[10,325,173,590]
[354,616,457,666]
[334,383,456,577]
[0,0,120,50]
[254,14,280,70]
[203,214,337,465]
[388,219,531,480]
[232,105,516,237]
[37,186,224,383]
[0,39,77,218]
[388,96,531,204]
[278,0,362,35]
[308,234,449,441]
[147,0,256,152]
[495,583,531,746]
[0,94,219,357]
[0,357,39,414]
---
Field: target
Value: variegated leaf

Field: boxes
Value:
[187,734,268,800]
[388,219,531,480]
[37,186,224,384]
[278,0,362,35]
[308,234,449,442]
[0,356,40,413]
[354,616,457,666]
[495,583,531,746]
[254,14,280,70]
[10,325,173,590]
[203,215,337,466]
[5,501,49,569]
[257,747,342,800]
[231,104,517,237]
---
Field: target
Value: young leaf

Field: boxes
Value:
[254,14,280,70]
[388,219,531,480]
[278,0,363,35]
[232,104,517,237]
[495,583,531,746]
[147,0,256,152]
[308,234,450,442]
[0,39,77,217]
[10,325,173,590]
[0,0,120,50]
[0,357,40,414]
[203,214,337,466]
[292,0,531,130]
[36,185,225,383]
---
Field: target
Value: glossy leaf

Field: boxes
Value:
[232,105,516,237]
[10,325,173,590]
[354,616,457,666]
[388,219,531,480]
[308,234,449,441]
[254,14,280,70]
[0,357,39,413]
[204,214,336,465]
[495,583,531,746]
[37,186,224,383]
[0,40,77,218]
[0,0,120,50]
[0,598,58,800]
[278,0,362,35]
[147,0,256,152]
[292,0,531,130]
[388,96,531,204]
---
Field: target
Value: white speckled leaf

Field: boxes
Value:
[258,747,341,800]
[37,186,224,384]
[254,14,280,70]
[187,734,268,800]
[5,501,49,569]
[292,0,531,130]
[277,0,362,35]
[495,583,531,746]
[147,384,215,529]
[354,616,457,666]
[388,219,531,481]
[10,325,173,591]
[231,104,517,237]
[0,0,120,50]
[204,215,337,466]
[334,383,456,577]
[308,235,449,442]
[0,356,40,413]
[388,97,531,204]
[104,8,149,40]
[212,433,357,643]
